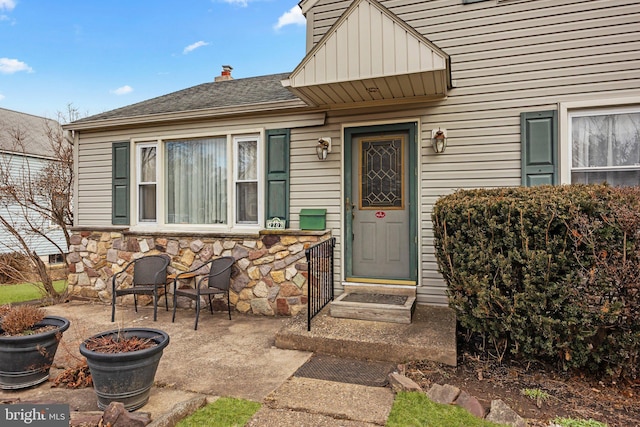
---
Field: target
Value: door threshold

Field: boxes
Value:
[345,277,416,286]
[341,282,416,297]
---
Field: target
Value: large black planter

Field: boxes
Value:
[80,327,169,411]
[0,315,70,390]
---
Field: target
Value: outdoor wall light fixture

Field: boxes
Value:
[316,137,332,160]
[431,128,447,153]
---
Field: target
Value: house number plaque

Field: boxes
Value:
[266,217,286,229]
[375,211,386,219]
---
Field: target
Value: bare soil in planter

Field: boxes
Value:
[405,353,640,427]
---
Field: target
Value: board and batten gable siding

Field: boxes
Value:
[301,0,640,305]
[75,113,326,226]
[0,153,68,256]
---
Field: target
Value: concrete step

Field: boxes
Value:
[330,292,416,324]
[332,283,418,324]
[275,304,457,366]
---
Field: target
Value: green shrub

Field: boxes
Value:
[432,184,640,379]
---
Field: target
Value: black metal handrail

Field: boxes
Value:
[306,237,336,331]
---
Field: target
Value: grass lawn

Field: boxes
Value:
[0,280,67,305]
[176,397,261,427]
[387,391,506,427]
[174,392,509,427]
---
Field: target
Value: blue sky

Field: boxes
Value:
[0,0,307,120]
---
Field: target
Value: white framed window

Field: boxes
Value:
[137,143,157,223]
[569,107,640,187]
[49,253,64,265]
[134,132,261,230]
[165,137,227,225]
[234,136,259,225]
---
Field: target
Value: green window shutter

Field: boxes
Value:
[112,141,130,225]
[265,129,290,227]
[521,110,558,186]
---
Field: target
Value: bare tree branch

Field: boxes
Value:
[0,105,78,301]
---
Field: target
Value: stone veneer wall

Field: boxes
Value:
[67,228,331,316]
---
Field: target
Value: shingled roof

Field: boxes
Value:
[74,72,299,124]
[0,108,60,158]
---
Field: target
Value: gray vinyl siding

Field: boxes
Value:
[305,0,640,305]
[0,153,68,257]
[290,105,447,303]
[289,125,343,279]
[75,113,326,226]
[73,0,640,306]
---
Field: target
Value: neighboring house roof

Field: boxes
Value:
[0,108,59,159]
[71,72,303,127]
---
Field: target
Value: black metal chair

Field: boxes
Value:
[111,255,170,322]
[172,256,235,330]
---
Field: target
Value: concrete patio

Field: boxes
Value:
[0,300,456,426]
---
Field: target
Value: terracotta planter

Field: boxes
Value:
[80,328,170,411]
[0,315,70,390]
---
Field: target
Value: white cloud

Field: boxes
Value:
[183,41,209,54]
[0,58,33,74]
[0,14,17,25]
[111,85,133,95]
[0,0,16,11]
[274,6,305,30]
[0,93,5,101]
[223,0,248,7]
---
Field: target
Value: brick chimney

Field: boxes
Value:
[215,65,233,82]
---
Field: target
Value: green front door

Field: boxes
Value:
[345,123,418,284]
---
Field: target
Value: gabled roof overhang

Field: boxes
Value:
[283,0,450,108]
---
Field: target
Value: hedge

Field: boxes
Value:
[432,184,640,379]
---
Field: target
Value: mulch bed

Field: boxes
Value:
[405,352,640,427]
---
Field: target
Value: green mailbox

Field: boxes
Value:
[299,209,327,230]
